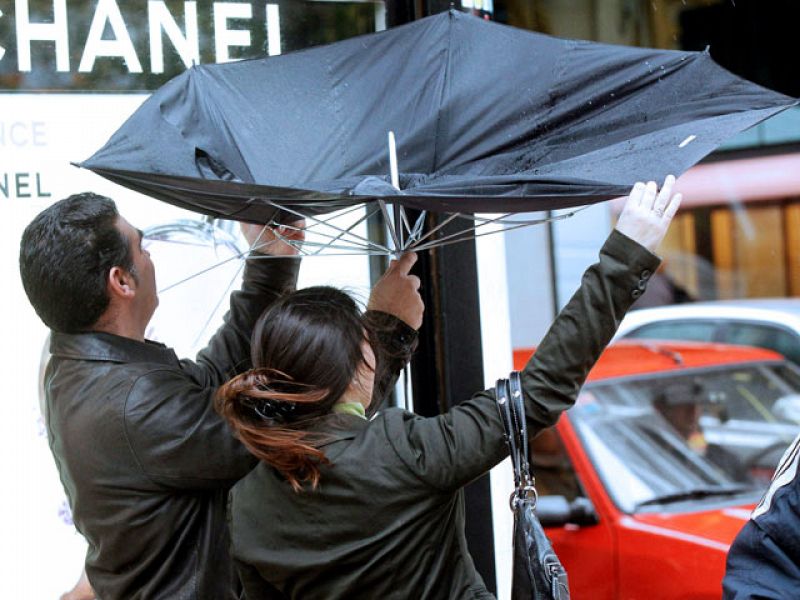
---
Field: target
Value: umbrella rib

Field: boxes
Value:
[408,220,519,253]
[455,209,586,227]
[409,210,427,243]
[289,206,380,256]
[248,249,394,258]
[409,210,579,253]
[253,225,366,257]
[396,206,428,250]
[256,204,388,254]
[156,205,583,295]
[463,214,547,225]
[266,200,392,254]
[377,199,401,255]
[157,206,394,295]
[262,226,312,258]
[158,251,246,293]
[202,211,389,258]
[273,237,382,254]
[144,237,223,248]
[156,224,269,293]
[399,206,413,238]
[300,202,368,232]
[306,207,381,256]
[270,204,389,253]
[190,252,247,349]
[405,212,462,250]
[258,218,371,254]
[418,212,514,248]
[269,216,386,255]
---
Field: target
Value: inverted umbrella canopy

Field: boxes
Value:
[80,9,796,228]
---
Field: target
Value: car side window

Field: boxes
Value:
[530,428,583,501]
[721,323,800,365]
[625,320,717,342]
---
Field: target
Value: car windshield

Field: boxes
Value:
[571,360,800,512]
[585,361,800,425]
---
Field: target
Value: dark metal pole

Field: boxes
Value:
[381,3,497,592]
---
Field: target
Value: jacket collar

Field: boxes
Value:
[49,331,180,367]
[310,412,370,447]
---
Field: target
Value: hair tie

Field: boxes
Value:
[243,397,297,423]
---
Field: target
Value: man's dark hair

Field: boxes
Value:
[19,192,135,333]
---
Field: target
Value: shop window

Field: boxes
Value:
[279,1,385,51]
[708,204,787,299]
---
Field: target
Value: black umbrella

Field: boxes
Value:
[80,9,796,254]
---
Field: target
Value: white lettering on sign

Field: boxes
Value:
[0,121,47,147]
[16,0,70,72]
[79,0,143,73]
[0,172,52,199]
[6,1,284,78]
[266,3,281,56]
[149,1,200,73]
[0,9,6,61]
[214,2,252,64]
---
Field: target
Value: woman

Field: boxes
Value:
[216,178,681,599]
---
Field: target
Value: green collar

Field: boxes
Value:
[332,402,367,420]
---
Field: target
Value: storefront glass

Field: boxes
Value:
[497,0,800,313]
[1,2,382,596]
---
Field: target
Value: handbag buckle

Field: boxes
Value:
[509,484,538,511]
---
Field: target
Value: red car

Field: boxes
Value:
[513,340,800,599]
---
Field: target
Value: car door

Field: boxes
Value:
[536,422,618,599]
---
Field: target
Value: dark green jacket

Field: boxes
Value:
[229,230,661,600]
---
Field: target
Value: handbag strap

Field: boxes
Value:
[496,371,537,509]
[509,371,533,487]
[496,377,522,489]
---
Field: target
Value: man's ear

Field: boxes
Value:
[107,266,137,300]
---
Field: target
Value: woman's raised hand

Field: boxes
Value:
[615,175,682,253]
[368,252,424,330]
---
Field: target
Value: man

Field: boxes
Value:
[652,381,745,482]
[19,193,419,599]
[722,433,800,599]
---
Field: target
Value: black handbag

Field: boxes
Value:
[495,371,570,600]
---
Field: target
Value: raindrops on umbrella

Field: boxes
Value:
[78,9,796,287]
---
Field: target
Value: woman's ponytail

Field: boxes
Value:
[215,368,332,492]
[218,286,371,490]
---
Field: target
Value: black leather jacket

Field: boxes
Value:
[45,256,300,600]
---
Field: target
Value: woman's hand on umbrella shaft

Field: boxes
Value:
[368,252,424,330]
[615,175,682,253]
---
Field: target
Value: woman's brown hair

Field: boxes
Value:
[215,286,368,491]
